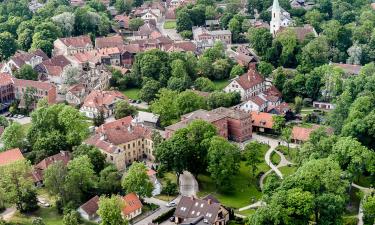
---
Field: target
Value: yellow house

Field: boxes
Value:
[85,116,154,170]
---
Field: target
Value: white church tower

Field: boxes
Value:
[270,0,282,36]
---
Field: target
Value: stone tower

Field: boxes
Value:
[270,0,281,35]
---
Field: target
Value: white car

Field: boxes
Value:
[166,202,176,207]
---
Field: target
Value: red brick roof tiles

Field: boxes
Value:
[122,193,142,216]
[250,112,274,129]
[80,195,100,217]
[59,35,92,48]
[0,148,24,166]
[95,35,124,49]
[235,69,264,90]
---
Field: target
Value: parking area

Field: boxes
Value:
[3,114,31,125]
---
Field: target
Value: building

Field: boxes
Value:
[53,35,94,56]
[34,55,72,85]
[332,63,362,75]
[250,111,275,133]
[85,116,154,170]
[114,14,131,33]
[133,22,162,40]
[270,0,292,35]
[211,107,252,142]
[174,196,229,225]
[1,50,48,75]
[0,73,15,109]
[192,27,232,49]
[95,35,124,49]
[13,78,57,106]
[0,148,24,166]
[122,193,143,220]
[277,24,317,42]
[78,196,100,222]
[66,84,88,106]
[224,69,267,101]
[291,125,333,143]
[80,90,127,118]
[312,101,335,110]
[290,0,315,10]
[133,111,160,128]
[238,96,268,112]
[32,151,72,186]
[165,109,228,139]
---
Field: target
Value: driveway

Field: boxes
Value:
[133,197,179,225]
[0,207,16,221]
[156,18,182,41]
[179,171,198,197]
[7,116,31,125]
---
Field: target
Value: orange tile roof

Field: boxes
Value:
[292,125,333,142]
[235,69,264,90]
[13,78,55,91]
[0,148,24,166]
[0,73,13,86]
[82,90,127,109]
[95,35,124,49]
[98,116,133,131]
[59,35,92,48]
[250,112,274,129]
[122,193,143,216]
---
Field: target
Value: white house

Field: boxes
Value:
[238,96,267,112]
[53,35,94,56]
[140,8,161,22]
[224,69,267,101]
[77,196,100,223]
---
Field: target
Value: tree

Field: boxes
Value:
[32,218,45,225]
[129,18,144,31]
[32,130,67,162]
[52,12,75,37]
[294,96,303,114]
[247,28,272,56]
[272,115,285,134]
[175,90,205,115]
[151,89,179,127]
[228,18,241,43]
[63,211,79,225]
[43,161,71,206]
[73,144,106,174]
[257,61,274,78]
[62,66,80,86]
[66,156,97,200]
[97,195,128,225]
[363,194,375,225]
[0,160,38,212]
[23,87,37,112]
[0,116,8,128]
[176,11,193,33]
[1,122,25,150]
[114,100,138,119]
[122,162,153,198]
[299,36,330,73]
[194,77,215,92]
[281,128,292,155]
[206,91,240,109]
[273,67,286,91]
[0,32,17,60]
[93,110,105,127]
[162,180,178,197]
[346,42,362,65]
[207,136,241,192]
[14,65,38,80]
[98,165,122,195]
[243,141,263,177]
[230,64,245,78]
[213,58,231,80]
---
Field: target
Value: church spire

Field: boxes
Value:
[272,0,280,11]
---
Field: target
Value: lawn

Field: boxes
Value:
[155,172,178,202]
[197,144,270,209]
[271,151,281,165]
[163,20,176,29]
[121,87,141,100]
[279,165,297,177]
[10,207,96,225]
[276,145,298,163]
[213,78,231,90]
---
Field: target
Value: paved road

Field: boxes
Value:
[156,17,182,41]
[179,171,198,197]
[133,197,179,225]
[6,116,31,125]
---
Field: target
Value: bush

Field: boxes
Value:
[180,30,193,39]
[152,208,175,223]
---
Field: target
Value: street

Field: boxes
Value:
[156,18,182,41]
[179,171,198,197]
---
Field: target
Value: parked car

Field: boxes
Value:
[136,100,141,104]
[169,216,175,222]
[17,115,24,119]
[37,199,50,207]
[166,202,176,207]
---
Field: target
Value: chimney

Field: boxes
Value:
[207,199,212,205]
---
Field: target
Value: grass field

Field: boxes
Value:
[279,165,297,177]
[155,172,178,202]
[271,151,281,165]
[276,145,298,163]
[197,144,270,210]
[164,20,176,29]
[121,87,141,100]
[213,78,231,90]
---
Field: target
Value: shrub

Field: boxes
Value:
[152,208,175,223]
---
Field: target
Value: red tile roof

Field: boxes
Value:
[114,14,130,29]
[0,148,24,166]
[58,35,92,48]
[250,112,274,129]
[82,90,127,109]
[32,151,72,182]
[95,35,124,49]
[13,78,55,91]
[122,193,142,216]
[249,95,266,107]
[98,116,133,131]
[80,195,100,217]
[292,125,334,142]
[235,69,264,90]
[0,73,13,86]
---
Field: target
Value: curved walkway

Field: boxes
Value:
[251,134,294,190]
